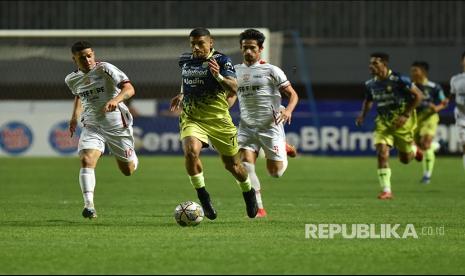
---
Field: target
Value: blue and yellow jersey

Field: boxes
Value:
[178,49,236,121]
[364,70,414,120]
[415,80,446,113]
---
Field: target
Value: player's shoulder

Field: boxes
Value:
[365,78,376,87]
[95,61,117,71]
[179,52,192,63]
[65,70,81,84]
[211,50,231,62]
[451,72,465,83]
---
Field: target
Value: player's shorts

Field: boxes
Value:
[238,121,287,161]
[180,114,238,156]
[78,124,137,162]
[415,111,439,140]
[373,112,417,153]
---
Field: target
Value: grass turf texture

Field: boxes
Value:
[1,156,465,274]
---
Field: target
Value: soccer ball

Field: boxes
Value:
[174,201,204,227]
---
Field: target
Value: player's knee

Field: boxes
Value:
[225,162,241,174]
[80,155,95,168]
[399,154,411,164]
[121,167,135,176]
[184,150,200,162]
[267,164,286,178]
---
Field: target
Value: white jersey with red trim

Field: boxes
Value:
[234,61,291,127]
[65,62,132,130]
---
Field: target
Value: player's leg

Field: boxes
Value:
[221,153,258,218]
[182,136,217,220]
[396,113,422,165]
[179,117,216,219]
[457,123,465,171]
[376,143,393,199]
[77,126,105,219]
[240,149,266,217]
[238,123,265,217]
[105,127,139,176]
[373,118,394,199]
[419,134,436,184]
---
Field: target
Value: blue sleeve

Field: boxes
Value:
[218,56,236,78]
[435,84,446,104]
[364,83,373,101]
[399,75,413,90]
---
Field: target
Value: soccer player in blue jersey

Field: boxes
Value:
[170,28,258,219]
[410,61,448,184]
[356,52,423,200]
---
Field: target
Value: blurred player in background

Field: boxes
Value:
[229,29,299,217]
[356,52,423,200]
[66,41,138,219]
[170,28,258,220]
[410,61,447,184]
[449,51,465,171]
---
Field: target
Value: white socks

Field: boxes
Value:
[242,162,263,209]
[79,168,96,208]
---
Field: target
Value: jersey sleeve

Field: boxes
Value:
[270,65,291,89]
[398,74,413,90]
[101,63,130,88]
[435,84,446,103]
[218,56,236,78]
[364,81,373,101]
[64,74,77,96]
[450,76,457,95]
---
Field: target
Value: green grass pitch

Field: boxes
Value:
[1,156,465,274]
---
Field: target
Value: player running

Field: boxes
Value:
[229,29,299,217]
[356,52,423,200]
[449,51,465,171]
[66,41,139,219]
[170,28,258,220]
[410,61,447,184]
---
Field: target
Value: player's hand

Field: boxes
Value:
[429,103,440,113]
[394,114,408,129]
[277,108,292,125]
[103,99,119,112]
[355,115,364,127]
[170,93,183,112]
[69,118,78,137]
[208,58,220,77]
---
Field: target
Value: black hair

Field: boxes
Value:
[71,41,93,54]
[370,52,390,64]
[239,29,266,48]
[189,27,211,37]
[411,61,430,72]
[462,51,465,60]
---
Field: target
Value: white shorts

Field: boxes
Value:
[238,121,287,161]
[455,109,465,145]
[78,125,137,162]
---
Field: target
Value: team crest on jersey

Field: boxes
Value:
[84,77,90,85]
[386,86,392,92]
[243,74,250,81]
[202,62,209,68]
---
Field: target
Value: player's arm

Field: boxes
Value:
[103,82,136,112]
[355,99,373,127]
[69,96,82,137]
[278,85,299,124]
[227,92,237,109]
[208,58,238,94]
[170,82,184,112]
[393,85,423,129]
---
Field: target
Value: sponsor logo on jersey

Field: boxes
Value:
[49,121,81,154]
[0,121,33,155]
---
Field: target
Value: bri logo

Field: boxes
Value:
[49,121,81,154]
[0,121,33,155]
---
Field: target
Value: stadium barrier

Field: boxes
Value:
[0,100,460,156]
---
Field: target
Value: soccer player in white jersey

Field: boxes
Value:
[65,41,138,219]
[449,51,465,169]
[230,29,299,218]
